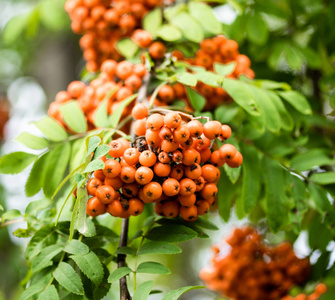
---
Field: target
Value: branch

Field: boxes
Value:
[117,218,132,300]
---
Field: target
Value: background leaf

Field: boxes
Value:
[0,152,37,174]
[146,225,197,242]
[162,286,205,300]
[186,87,205,111]
[138,241,182,255]
[33,116,68,142]
[133,280,154,300]
[60,101,87,133]
[15,132,49,150]
[53,262,84,295]
[136,262,170,274]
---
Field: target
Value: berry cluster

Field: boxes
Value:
[282,283,327,300]
[65,0,171,71]
[199,227,311,300]
[86,106,242,220]
[48,59,147,131]
[173,35,255,110]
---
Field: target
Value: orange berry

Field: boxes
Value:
[159,126,173,141]
[107,200,125,217]
[211,150,226,167]
[153,162,171,177]
[169,164,184,180]
[178,194,196,207]
[86,197,106,217]
[158,151,171,163]
[145,129,162,148]
[94,169,105,181]
[146,113,164,131]
[180,205,198,222]
[185,163,202,180]
[122,183,139,198]
[67,81,86,98]
[143,182,162,202]
[164,112,182,129]
[200,183,218,200]
[172,150,183,163]
[133,64,147,78]
[125,75,142,91]
[162,201,179,217]
[199,148,211,164]
[203,121,222,140]
[133,119,147,136]
[173,125,190,143]
[149,42,166,59]
[194,135,211,151]
[86,178,103,196]
[196,200,210,215]
[160,139,179,152]
[194,176,206,192]
[220,124,232,140]
[96,185,115,204]
[120,165,136,183]
[182,148,200,166]
[139,150,157,167]
[219,144,237,160]
[135,166,154,185]
[108,140,125,158]
[202,165,220,183]
[158,85,175,103]
[187,120,203,137]
[179,178,196,196]
[116,61,134,79]
[105,177,123,190]
[131,29,153,48]
[128,198,144,216]
[116,86,133,102]
[103,159,121,178]
[132,103,148,120]
[162,178,180,196]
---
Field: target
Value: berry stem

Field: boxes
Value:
[117,218,132,300]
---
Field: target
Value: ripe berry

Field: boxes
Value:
[149,42,166,59]
[146,113,164,131]
[219,144,237,160]
[86,178,103,196]
[131,103,148,120]
[86,197,106,217]
[103,159,121,178]
[96,185,115,204]
[164,112,182,129]
[203,121,222,140]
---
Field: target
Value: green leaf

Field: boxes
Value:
[138,241,182,255]
[115,247,137,256]
[188,2,221,34]
[194,71,221,87]
[247,85,281,133]
[193,218,219,231]
[133,281,154,300]
[177,73,197,87]
[217,170,236,222]
[38,284,59,300]
[60,101,87,133]
[279,90,312,115]
[117,38,139,58]
[214,105,239,123]
[53,262,84,295]
[308,216,332,251]
[308,183,333,213]
[162,286,205,300]
[290,149,335,172]
[186,87,205,111]
[33,116,68,142]
[300,47,322,69]
[25,152,49,197]
[25,198,51,216]
[157,25,182,41]
[76,187,95,237]
[2,14,30,45]
[285,45,303,71]
[71,252,104,284]
[246,13,269,45]
[15,132,49,150]
[0,151,38,174]
[64,240,89,255]
[171,12,204,43]
[19,282,45,300]
[146,225,197,242]
[136,262,170,274]
[83,160,104,173]
[39,0,68,32]
[263,157,287,232]
[240,144,260,213]
[256,80,291,91]
[108,267,132,283]
[26,226,57,261]
[43,143,71,198]
[143,8,162,37]
[1,209,21,222]
[31,244,63,273]
[0,205,3,211]
[267,91,293,131]
[214,62,236,77]
[222,78,261,116]
[110,94,137,128]
[224,163,241,184]
[310,172,335,185]
[93,145,111,160]
[87,136,101,157]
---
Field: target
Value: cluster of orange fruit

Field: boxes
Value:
[65,0,173,71]
[173,35,255,110]
[282,283,327,300]
[86,106,242,220]
[48,59,147,131]
[199,227,311,300]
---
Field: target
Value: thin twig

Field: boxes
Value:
[118,218,132,300]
